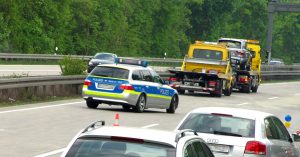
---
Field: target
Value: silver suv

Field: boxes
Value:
[61,121,215,157]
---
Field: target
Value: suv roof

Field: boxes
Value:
[80,126,177,147]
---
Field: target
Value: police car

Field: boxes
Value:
[61,121,215,157]
[82,58,179,113]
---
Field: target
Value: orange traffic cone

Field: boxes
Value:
[113,113,120,126]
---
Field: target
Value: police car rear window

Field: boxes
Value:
[91,67,129,79]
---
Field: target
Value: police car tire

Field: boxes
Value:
[135,94,146,113]
[167,96,178,114]
[86,100,98,109]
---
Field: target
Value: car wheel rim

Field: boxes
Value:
[139,96,145,110]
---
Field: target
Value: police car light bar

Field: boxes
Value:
[115,58,148,67]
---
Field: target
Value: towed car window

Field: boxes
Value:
[66,137,176,157]
[178,113,255,138]
[91,67,129,79]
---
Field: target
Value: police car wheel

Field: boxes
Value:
[86,100,99,109]
[135,94,146,113]
[167,96,178,114]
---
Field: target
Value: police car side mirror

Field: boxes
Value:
[292,133,300,142]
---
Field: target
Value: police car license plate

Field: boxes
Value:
[96,83,115,90]
[207,144,230,153]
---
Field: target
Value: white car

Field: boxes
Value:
[61,121,215,157]
[175,107,300,157]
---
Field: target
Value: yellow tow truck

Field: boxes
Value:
[168,41,234,97]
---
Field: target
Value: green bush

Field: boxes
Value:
[59,56,87,75]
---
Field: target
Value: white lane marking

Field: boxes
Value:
[262,82,300,86]
[33,148,65,157]
[236,102,249,106]
[141,123,159,128]
[0,70,60,72]
[33,123,159,157]
[0,101,84,114]
[268,97,279,100]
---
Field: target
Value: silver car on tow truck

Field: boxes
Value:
[175,107,300,157]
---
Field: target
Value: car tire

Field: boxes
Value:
[215,81,223,97]
[134,94,146,113]
[178,90,185,95]
[122,105,131,111]
[244,79,252,93]
[166,95,178,114]
[86,100,99,109]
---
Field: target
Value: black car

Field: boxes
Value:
[87,52,117,73]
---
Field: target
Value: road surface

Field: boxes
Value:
[0,82,299,156]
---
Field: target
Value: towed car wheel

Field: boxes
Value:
[167,95,178,114]
[135,94,146,113]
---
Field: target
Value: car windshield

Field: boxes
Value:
[219,40,241,49]
[91,67,129,79]
[178,113,255,138]
[193,49,223,60]
[65,137,176,157]
[95,53,114,61]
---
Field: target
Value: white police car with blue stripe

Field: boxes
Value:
[82,58,179,113]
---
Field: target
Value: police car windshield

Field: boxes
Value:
[66,137,176,157]
[178,113,255,138]
[91,67,129,79]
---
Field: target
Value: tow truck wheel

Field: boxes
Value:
[86,100,99,109]
[134,94,146,113]
[252,85,258,93]
[167,95,178,114]
[224,86,232,96]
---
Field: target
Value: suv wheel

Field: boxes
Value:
[135,94,146,113]
[86,100,99,109]
[178,90,185,95]
[166,95,178,114]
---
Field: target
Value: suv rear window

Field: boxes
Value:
[91,67,129,79]
[66,137,175,157]
[193,49,223,60]
[178,113,255,138]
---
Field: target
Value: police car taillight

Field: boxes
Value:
[119,84,134,90]
[84,79,92,86]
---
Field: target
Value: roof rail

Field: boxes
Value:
[82,121,105,133]
[175,129,198,142]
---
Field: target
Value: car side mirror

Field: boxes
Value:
[292,133,300,142]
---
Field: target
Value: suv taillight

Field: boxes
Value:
[169,77,178,82]
[244,141,266,155]
[119,84,134,90]
[208,81,217,87]
[84,79,92,86]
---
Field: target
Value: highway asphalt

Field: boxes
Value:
[0,82,299,157]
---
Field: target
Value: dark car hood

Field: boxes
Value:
[90,59,114,65]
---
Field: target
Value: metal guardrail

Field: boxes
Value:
[0,75,86,89]
[1,70,300,89]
